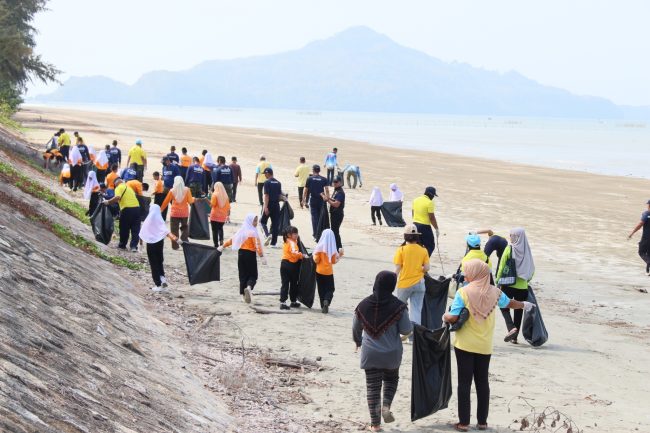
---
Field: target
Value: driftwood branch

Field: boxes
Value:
[249,306,302,315]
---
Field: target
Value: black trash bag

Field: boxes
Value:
[380,201,406,227]
[411,324,452,422]
[90,203,114,245]
[315,202,330,240]
[297,240,316,308]
[189,200,211,240]
[421,274,451,330]
[182,241,221,285]
[522,287,548,347]
[136,194,151,222]
[278,201,294,235]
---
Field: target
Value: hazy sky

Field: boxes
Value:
[28,0,650,106]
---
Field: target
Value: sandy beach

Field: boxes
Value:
[16,106,650,432]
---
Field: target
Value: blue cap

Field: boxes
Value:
[465,233,481,248]
[135,139,142,145]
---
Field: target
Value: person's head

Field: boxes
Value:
[74,131,79,137]
[312,164,321,174]
[390,183,397,191]
[300,156,306,163]
[76,136,84,144]
[130,162,138,170]
[509,227,526,244]
[231,156,237,163]
[152,171,160,180]
[112,140,118,146]
[181,147,187,154]
[463,259,491,284]
[283,226,299,243]
[192,156,200,164]
[59,128,65,133]
[110,163,118,172]
[170,145,176,152]
[244,213,258,227]
[259,154,266,161]
[99,182,107,192]
[263,167,273,179]
[162,156,171,166]
[104,144,110,151]
[646,199,650,210]
[424,186,438,199]
[403,224,421,244]
[54,131,61,137]
[332,177,342,188]
[202,149,208,156]
[217,156,226,165]
[466,233,481,250]
[142,182,150,192]
[135,139,142,146]
[372,270,397,299]
[332,147,338,154]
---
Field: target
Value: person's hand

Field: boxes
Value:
[261,256,268,266]
[263,207,269,216]
[338,248,344,257]
[435,229,440,237]
[354,346,359,353]
[627,234,632,240]
[216,246,224,252]
[176,239,183,246]
[523,301,536,312]
[441,314,448,324]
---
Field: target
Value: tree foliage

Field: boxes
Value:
[0,0,59,112]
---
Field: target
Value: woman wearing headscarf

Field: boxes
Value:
[210,182,231,247]
[160,176,195,250]
[202,152,216,193]
[369,187,384,226]
[353,271,413,432]
[68,144,84,191]
[313,228,343,313]
[83,171,101,216]
[443,259,533,432]
[95,146,110,183]
[388,183,403,202]
[496,228,535,343]
[219,213,266,303]
[139,204,179,292]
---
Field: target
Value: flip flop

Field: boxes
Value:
[504,328,518,342]
[381,407,395,424]
[367,425,383,432]
[477,424,488,431]
[454,423,469,432]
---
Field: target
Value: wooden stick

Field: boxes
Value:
[249,306,302,314]
[251,291,281,296]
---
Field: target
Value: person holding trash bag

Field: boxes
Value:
[496,228,535,344]
[443,259,534,432]
[210,182,231,247]
[394,224,430,326]
[369,186,384,226]
[160,176,195,250]
[139,204,179,292]
[83,171,101,216]
[104,178,141,252]
[279,226,303,310]
[313,228,342,314]
[353,271,413,432]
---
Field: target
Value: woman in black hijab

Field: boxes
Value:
[353,271,413,432]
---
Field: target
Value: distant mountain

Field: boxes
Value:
[35,26,648,119]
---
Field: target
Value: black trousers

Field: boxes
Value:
[238,249,258,294]
[298,187,304,206]
[257,183,264,206]
[371,206,382,224]
[280,259,301,303]
[316,273,335,307]
[96,169,107,183]
[71,164,83,191]
[639,239,650,271]
[119,207,141,249]
[330,212,343,250]
[146,239,165,287]
[60,145,69,160]
[309,201,322,239]
[87,192,100,217]
[260,202,280,245]
[154,192,167,220]
[326,168,335,185]
[135,164,144,182]
[365,368,399,427]
[223,183,233,202]
[415,223,435,256]
[455,347,491,426]
[232,182,238,202]
[179,166,188,180]
[211,220,225,246]
[500,285,529,335]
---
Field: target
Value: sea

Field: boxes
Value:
[26,103,649,179]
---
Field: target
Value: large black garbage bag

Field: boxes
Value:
[278,201,294,235]
[421,274,451,330]
[411,324,452,421]
[380,201,406,227]
[189,200,211,240]
[182,242,221,285]
[90,203,114,245]
[136,194,151,222]
[522,287,548,347]
[315,202,330,240]
[297,240,316,308]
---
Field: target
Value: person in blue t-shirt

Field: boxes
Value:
[212,156,234,201]
[628,200,650,275]
[108,140,121,167]
[185,157,204,197]
[121,163,138,181]
[161,157,180,189]
[166,145,180,165]
[324,147,338,186]
[303,165,329,241]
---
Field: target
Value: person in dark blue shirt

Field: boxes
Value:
[303,165,329,240]
[478,229,509,272]
[166,145,180,165]
[185,157,204,197]
[162,157,180,189]
[261,168,283,247]
[212,156,234,200]
[121,163,138,181]
[108,140,121,166]
[628,200,650,275]
[325,176,345,251]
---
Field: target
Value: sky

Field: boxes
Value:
[28,0,650,106]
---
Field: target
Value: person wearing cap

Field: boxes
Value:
[255,155,272,206]
[323,176,345,251]
[104,178,142,252]
[412,186,439,257]
[627,200,650,276]
[126,139,147,182]
[261,168,282,247]
[294,156,310,208]
[303,165,329,240]
[461,233,491,272]
[230,156,242,203]
[324,147,339,186]
[393,224,430,327]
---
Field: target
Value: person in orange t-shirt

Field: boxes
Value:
[160,176,195,249]
[279,226,303,310]
[210,182,231,247]
[106,164,119,189]
[151,171,166,214]
[179,147,192,179]
[313,229,343,314]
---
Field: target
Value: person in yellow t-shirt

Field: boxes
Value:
[294,156,310,209]
[104,178,141,251]
[393,224,430,326]
[254,154,271,205]
[57,128,71,160]
[411,186,439,257]
[126,139,147,182]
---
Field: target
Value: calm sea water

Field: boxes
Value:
[27,103,649,178]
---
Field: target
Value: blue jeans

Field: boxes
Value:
[396,279,425,326]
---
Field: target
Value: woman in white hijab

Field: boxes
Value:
[95,147,110,182]
[218,213,266,304]
[313,229,343,313]
[83,171,101,216]
[68,145,84,191]
[496,227,536,344]
[202,152,216,192]
[369,187,384,226]
[389,183,403,202]
[139,204,178,291]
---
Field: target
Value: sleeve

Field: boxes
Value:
[352,314,363,347]
[313,253,321,263]
[497,292,511,309]
[186,190,195,204]
[160,191,173,212]
[210,194,218,208]
[448,290,466,315]
[263,181,269,194]
[428,200,435,214]
[496,246,510,281]
[393,247,403,265]
[642,211,650,222]
[398,311,413,335]
[255,238,263,256]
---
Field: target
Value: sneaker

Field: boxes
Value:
[160,276,168,288]
[280,303,291,311]
[271,244,280,249]
[151,286,164,292]
[290,302,301,308]
[117,246,127,251]
[264,235,272,246]
[130,248,137,253]
[321,299,330,314]
[243,287,253,304]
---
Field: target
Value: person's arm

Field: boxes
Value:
[302,186,309,205]
[126,154,131,167]
[167,233,179,242]
[395,264,402,275]
[313,253,321,263]
[104,194,121,205]
[443,290,466,323]
[628,221,644,239]
[352,315,363,348]
[328,194,342,208]
[263,188,270,215]
[398,310,414,335]
[186,190,195,205]
[495,246,509,281]
[429,213,438,231]
[423,260,430,273]
[117,149,121,165]
[476,229,494,236]
[256,238,265,258]
[160,191,173,212]
[142,155,147,170]
[357,167,362,186]
[294,167,300,178]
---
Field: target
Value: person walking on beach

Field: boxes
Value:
[324,147,338,186]
[627,199,650,275]
[412,186,439,257]
[394,224,430,326]
[94,145,110,183]
[294,156,310,208]
[212,156,234,201]
[160,176,195,250]
[106,164,119,189]
[126,139,147,181]
[303,165,329,240]
[389,183,403,202]
[210,182,231,247]
[57,128,71,160]
[497,228,535,344]
[353,270,413,432]
[477,229,508,272]
[229,156,242,202]
[343,163,362,189]
[185,157,205,197]
[75,136,91,181]
[201,150,215,194]
[324,176,345,251]
[279,226,303,310]
[369,186,384,226]
[313,229,342,314]
[83,171,101,216]
[166,145,180,165]
[161,156,180,220]
[68,143,84,191]
[140,204,179,292]
[255,155,272,206]
[261,168,282,247]
[104,178,141,252]
[218,213,267,304]
[443,259,533,432]
[179,147,192,180]
[108,140,121,168]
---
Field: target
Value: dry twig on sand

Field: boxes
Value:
[508,396,583,432]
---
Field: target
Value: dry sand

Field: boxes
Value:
[16,106,650,432]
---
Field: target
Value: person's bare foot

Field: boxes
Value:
[368,425,382,432]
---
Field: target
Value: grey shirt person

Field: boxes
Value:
[352,312,412,370]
